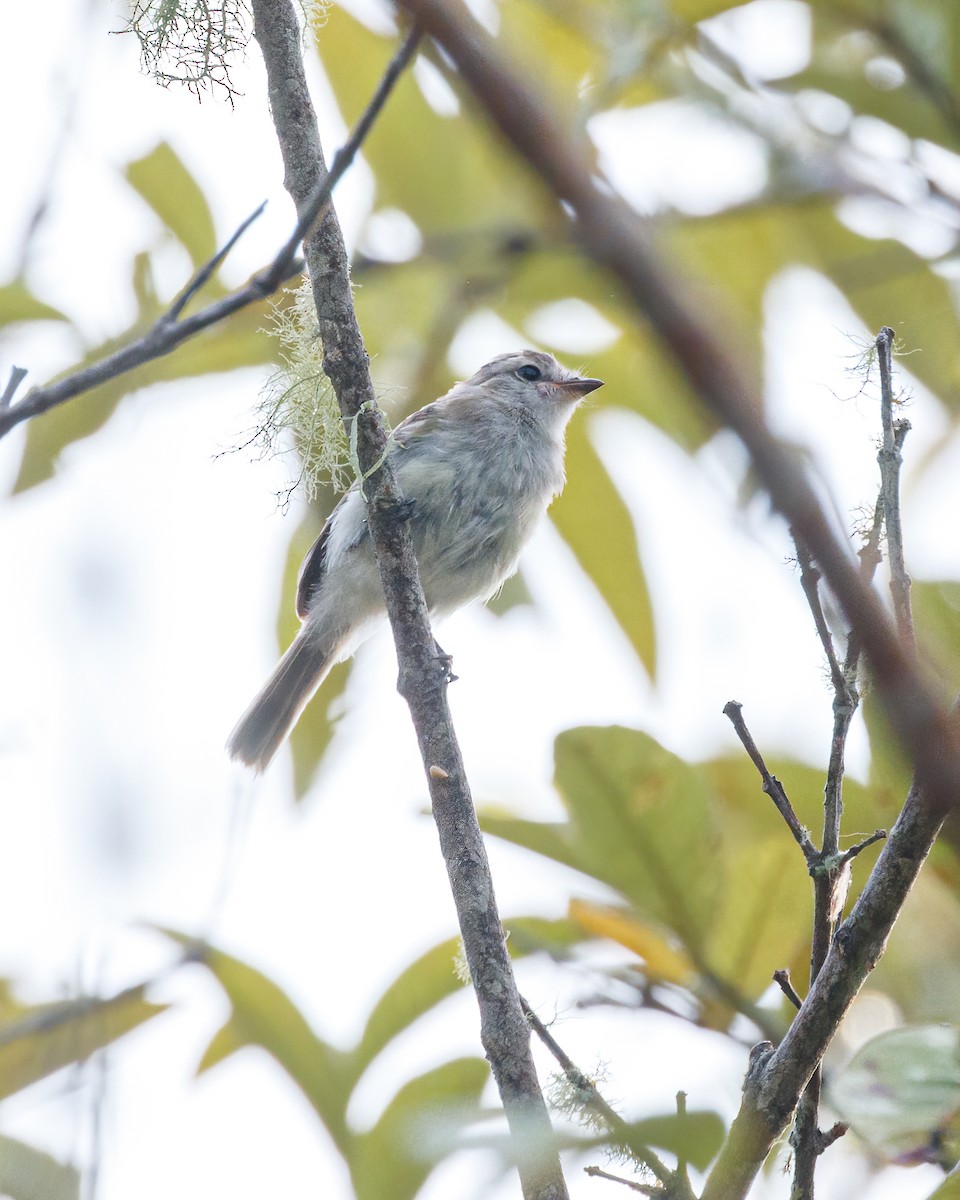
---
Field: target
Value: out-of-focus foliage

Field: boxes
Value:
[159,930,725,1188]
[11,0,960,783]
[9,0,960,1193]
[483,726,888,1037]
[0,1135,80,1200]
[9,141,278,494]
[828,1024,960,1167]
[169,932,487,1199]
[0,980,166,1102]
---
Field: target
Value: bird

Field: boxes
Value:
[227,349,603,770]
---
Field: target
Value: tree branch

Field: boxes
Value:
[0,24,419,442]
[876,326,914,648]
[521,997,679,1192]
[390,4,957,1196]
[248,5,567,1198]
[722,701,816,861]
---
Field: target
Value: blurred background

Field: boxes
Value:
[3,0,960,1196]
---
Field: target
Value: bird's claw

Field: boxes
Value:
[434,640,458,683]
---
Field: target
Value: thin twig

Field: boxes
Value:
[168,199,268,320]
[876,326,915,649]
[722,701,816,861]
[521,997,676,1190]
[0,366,27,411]
[788,338,909,1197]
[793,537,847,699]
[583,1166,657,1195]
[819,1122,848,1151]
[0,28,422,443]
[837,829,887,867]
[772,970,803,1011]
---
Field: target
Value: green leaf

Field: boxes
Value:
[553,418,656,676]
[502,915,587,960]
[828,1024,960,1161]
[929,1170,960,1200]
[552,726,721,954]
[316,8,550,232]
[12,301,275,493]
[621,1109,725,1172]
[479,813,587,877]
[704,835,810,997]
[353,937,465,1077]
[0,1135,80,1200]
[912,582,960,697]
[350,1058,488,1200]
[0,280,66,327]
[0,983,166,1101]
[125,142,218,267]
[166,933,353,1152]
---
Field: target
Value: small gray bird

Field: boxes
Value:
[227,349,602,770]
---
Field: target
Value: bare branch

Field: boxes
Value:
[521,997,676,1190]
[168,199,268,320]
[722,701,817,861]
[583,1166,658,1195]
[0,366,27,412]
[837,829,887,867]
[772,970,803,1011]
[792,537,847,700]
[0,26,421,443]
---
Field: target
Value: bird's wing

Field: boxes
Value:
[296,402,448,619]
[393,401,444,448]
[295,515,334,619]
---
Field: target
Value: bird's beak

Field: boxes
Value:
[555,376,603,397]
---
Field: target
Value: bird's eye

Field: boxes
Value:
[516,364,542,381]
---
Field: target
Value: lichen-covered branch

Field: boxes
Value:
[248,3,567,1196]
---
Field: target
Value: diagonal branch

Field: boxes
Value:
[0,25,420,442]
[722,701,816,862]
[521,997,677,1191]
[248,5,568,1199]
[391,3,958,1197]
[395,0,960,818]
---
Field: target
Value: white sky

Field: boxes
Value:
[0,1,956,1199]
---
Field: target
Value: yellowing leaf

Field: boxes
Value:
[0,984,165,1101]
[569,898,696,986]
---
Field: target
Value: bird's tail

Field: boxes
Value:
[227,623,341,772]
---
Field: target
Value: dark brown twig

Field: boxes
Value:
[793,537,847,699]
[722,701,816,861]
[772,970,803,1011]
[837,830,887,867]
